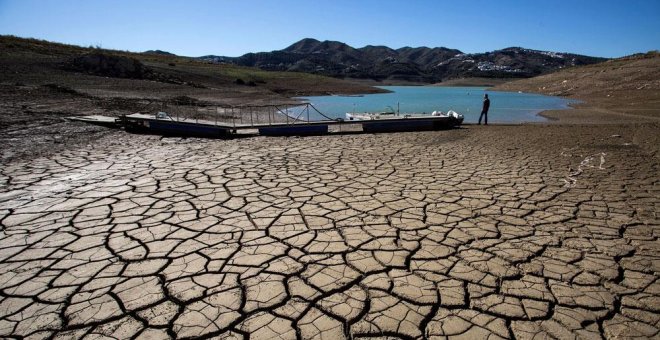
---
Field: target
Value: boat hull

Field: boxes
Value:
[122,115,231,138]
[112,112,463,139]
[346,112,396,120]
[362,116,463,133]
[258,125,329,136]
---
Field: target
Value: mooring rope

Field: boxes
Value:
[273,105,305,122]
[273,103,337,122]
[308,103,339,121]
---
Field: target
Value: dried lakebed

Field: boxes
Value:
[0,125,658,339]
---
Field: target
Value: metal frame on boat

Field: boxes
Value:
[69,103,463,138]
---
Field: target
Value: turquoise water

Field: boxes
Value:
[296,86,577,123]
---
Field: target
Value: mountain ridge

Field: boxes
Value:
[197,38,607,83]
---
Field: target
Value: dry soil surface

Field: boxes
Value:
[0,118,658,339]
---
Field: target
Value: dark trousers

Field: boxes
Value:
[478,111,488,125]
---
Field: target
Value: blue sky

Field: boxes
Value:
[0,0,658,58]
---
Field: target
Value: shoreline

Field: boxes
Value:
[301,85,589,125]
[533,101,660,125]
[1,74,657,163]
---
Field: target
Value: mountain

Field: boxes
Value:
[200,38,606,83]
[198,55,232,63]
[143,49,176,56]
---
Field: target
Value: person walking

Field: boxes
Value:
[478,93,490,125]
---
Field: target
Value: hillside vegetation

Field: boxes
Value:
[0,35,384,107]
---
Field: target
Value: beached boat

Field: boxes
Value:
[432,110,463,119]
[346,108,397,121]
[346,111,396,120]
[358,110,464,132]
[346,109,463,121]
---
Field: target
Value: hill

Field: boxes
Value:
[143,49,177,56]
[494,51,660,120]
[201,38,606,83]
[0,35,384,104]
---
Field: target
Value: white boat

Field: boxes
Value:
[345,110,396,120]
[346,105,398,120]
[346,109,463,121]
[432,110,464,120]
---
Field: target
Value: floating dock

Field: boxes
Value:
[68,104,463,138]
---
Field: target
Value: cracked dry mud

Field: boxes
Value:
[0,125,658,339]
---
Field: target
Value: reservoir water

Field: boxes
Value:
[297,86,577,123]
